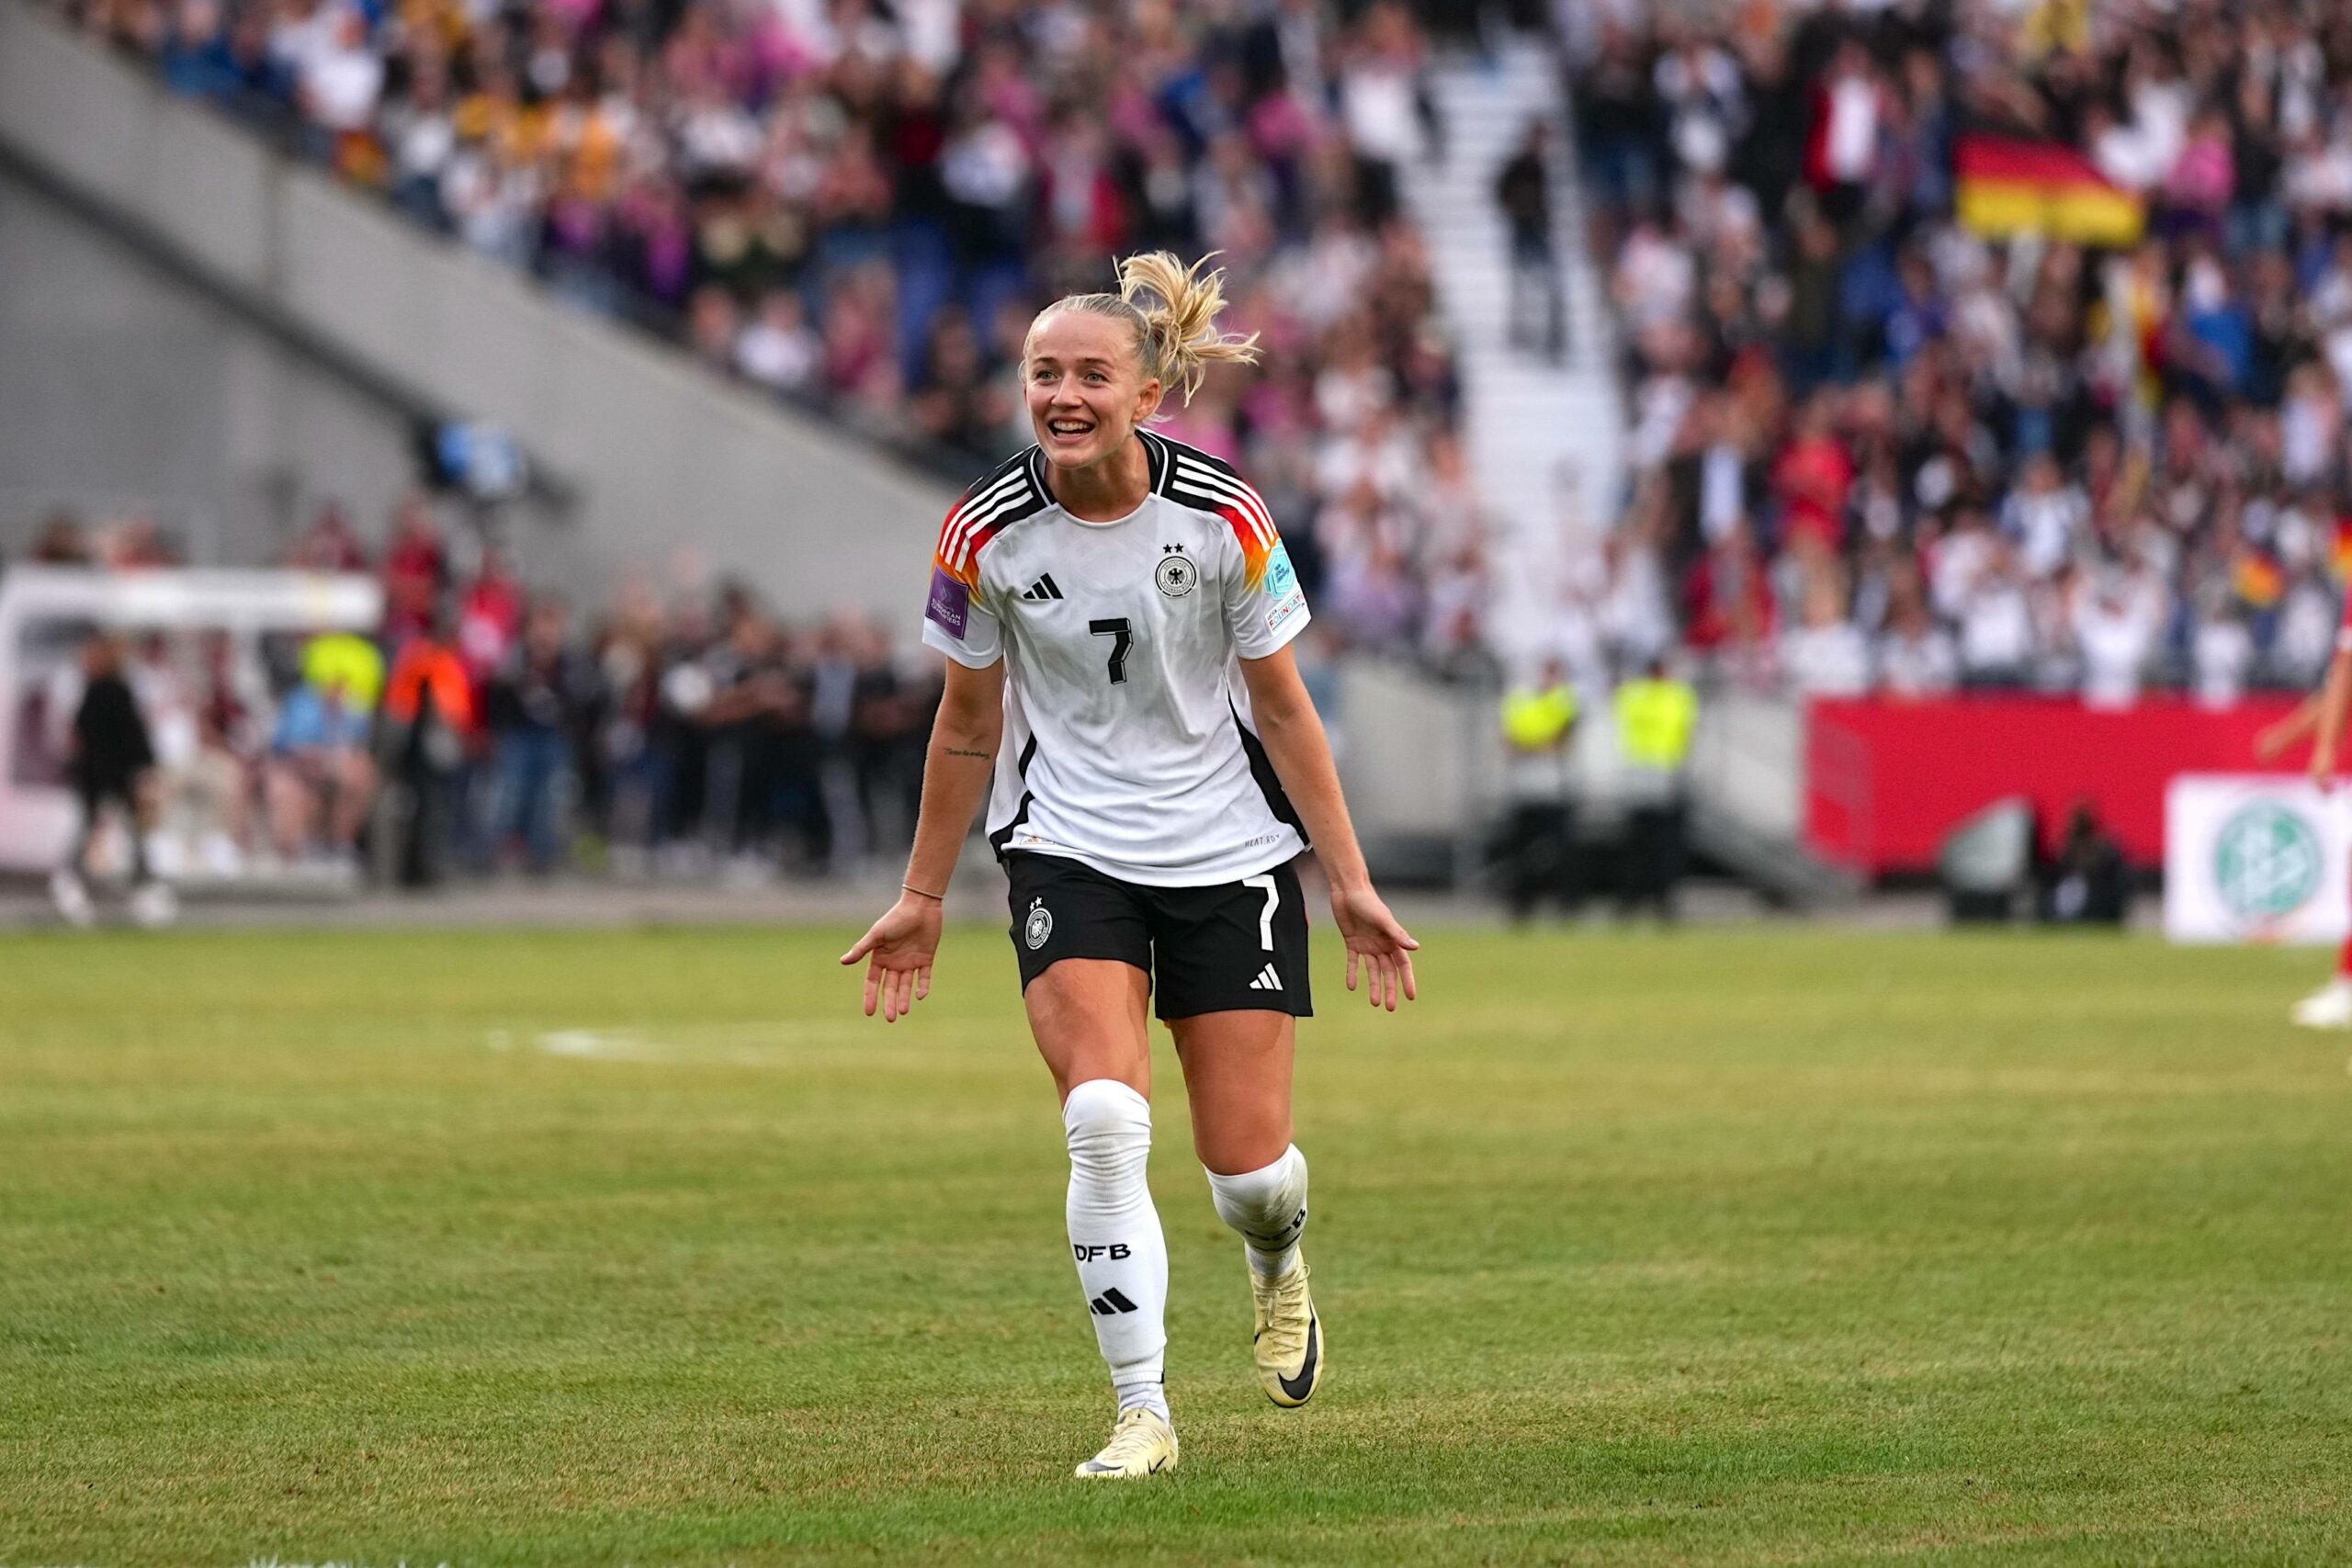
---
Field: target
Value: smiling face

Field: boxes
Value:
[1023,307,1161,472]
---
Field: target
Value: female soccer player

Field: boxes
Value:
[2258,602,2352,1026]
[842,254,1420,1479]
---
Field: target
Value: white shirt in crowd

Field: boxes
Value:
[1875,623,1960,697]
[1340,62,1423,165]
[1698,443,1747,544]
[2001,483,2088,579]
[1821,73,1880,184]
[2071,584,2159,710]
[1781,619,1872,697]
[2191,615,2254,708]
[304,41,385,131]
[1600,544,1676,669]
[1959,578,2035,677]
[2275,578,2338,684]
[1928,525,1993,622]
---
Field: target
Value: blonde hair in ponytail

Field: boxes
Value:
[1026,252,1261,411]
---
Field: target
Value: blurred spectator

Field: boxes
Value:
[2037,803,2129,926]
[1781,570,1871,697]
[52,634,171,927]
[31,511,93,565]
[1875,570,1959,699]
[482,597,590,874]
[380,608,475,886]
[1497,656,1580,922]
[1612,657,1696,921]
[380,496,447,645]
[1497,121,1564,360]
[288,502,368,571]
[264,664,375,863]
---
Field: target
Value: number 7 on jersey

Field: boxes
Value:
[1090,617,1133,684]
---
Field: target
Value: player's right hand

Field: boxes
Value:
[2256,723,2292,762]
[1330,885,1419,1013]
[842,894,944,1023]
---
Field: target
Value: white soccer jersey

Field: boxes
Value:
[921,431,1314,887]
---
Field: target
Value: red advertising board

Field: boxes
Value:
[1804,694,2306,874]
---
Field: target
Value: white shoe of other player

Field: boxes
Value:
[130,881,179,929]
[50,869,96,928]
[2290,978,2352,1030]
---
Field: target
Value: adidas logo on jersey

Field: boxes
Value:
[1021,574,1065,601]
[1088,1288,1140,1316]
[1249,964,1283,991]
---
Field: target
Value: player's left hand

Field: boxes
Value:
[1330,886,1419,1012]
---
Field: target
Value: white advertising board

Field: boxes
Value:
[2165,774,2349,944]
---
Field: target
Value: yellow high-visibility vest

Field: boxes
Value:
[1615,677,1697,770]
[1500,683,1577,750]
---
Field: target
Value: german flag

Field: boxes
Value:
[1955,134,2143,248]
[2332,516,2352,584]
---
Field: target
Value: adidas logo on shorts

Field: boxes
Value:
[1249,964,1283,991]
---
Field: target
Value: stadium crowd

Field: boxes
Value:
[62,0,1495,668]
[14,501,939,883]
[1567,0,2352,705]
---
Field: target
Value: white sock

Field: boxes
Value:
[1205,1145,1309,1280]
[1062,1079,1170,1420]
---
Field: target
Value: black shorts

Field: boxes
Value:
[1006,852,1312,1021]
[72,771,141,813]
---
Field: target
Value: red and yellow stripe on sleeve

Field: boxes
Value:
[1175,457,1281,588]
[933,467,1031,590]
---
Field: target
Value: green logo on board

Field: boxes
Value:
[2213,803,2324,921]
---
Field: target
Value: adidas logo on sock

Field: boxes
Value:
[1088,1287,1139,1316]
[1249,964,1282,991]
[1021,574,1064,601]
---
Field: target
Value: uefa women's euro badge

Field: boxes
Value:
[927,567,970,638]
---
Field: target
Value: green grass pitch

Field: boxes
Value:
[5,923,2351,1565]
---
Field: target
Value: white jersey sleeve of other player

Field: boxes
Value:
[920,432,1314,886]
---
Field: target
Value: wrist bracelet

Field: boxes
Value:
[901,883,944,902]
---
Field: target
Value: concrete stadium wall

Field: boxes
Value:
[0,0,954,625]
[0,164,425,565]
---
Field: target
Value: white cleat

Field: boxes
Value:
[130,882,179,929]
[1073,1406,1179,1479]
[2291,979,2352,1030]
[1250,1259,1323,1408]
[49,869,95,928]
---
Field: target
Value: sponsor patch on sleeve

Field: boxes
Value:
[1263,542,1298,599]
[1266,589,1307,636]
[926,566,970,639]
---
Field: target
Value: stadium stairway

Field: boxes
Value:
[1401,33,1626,677]
[1404,38,1858,911]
